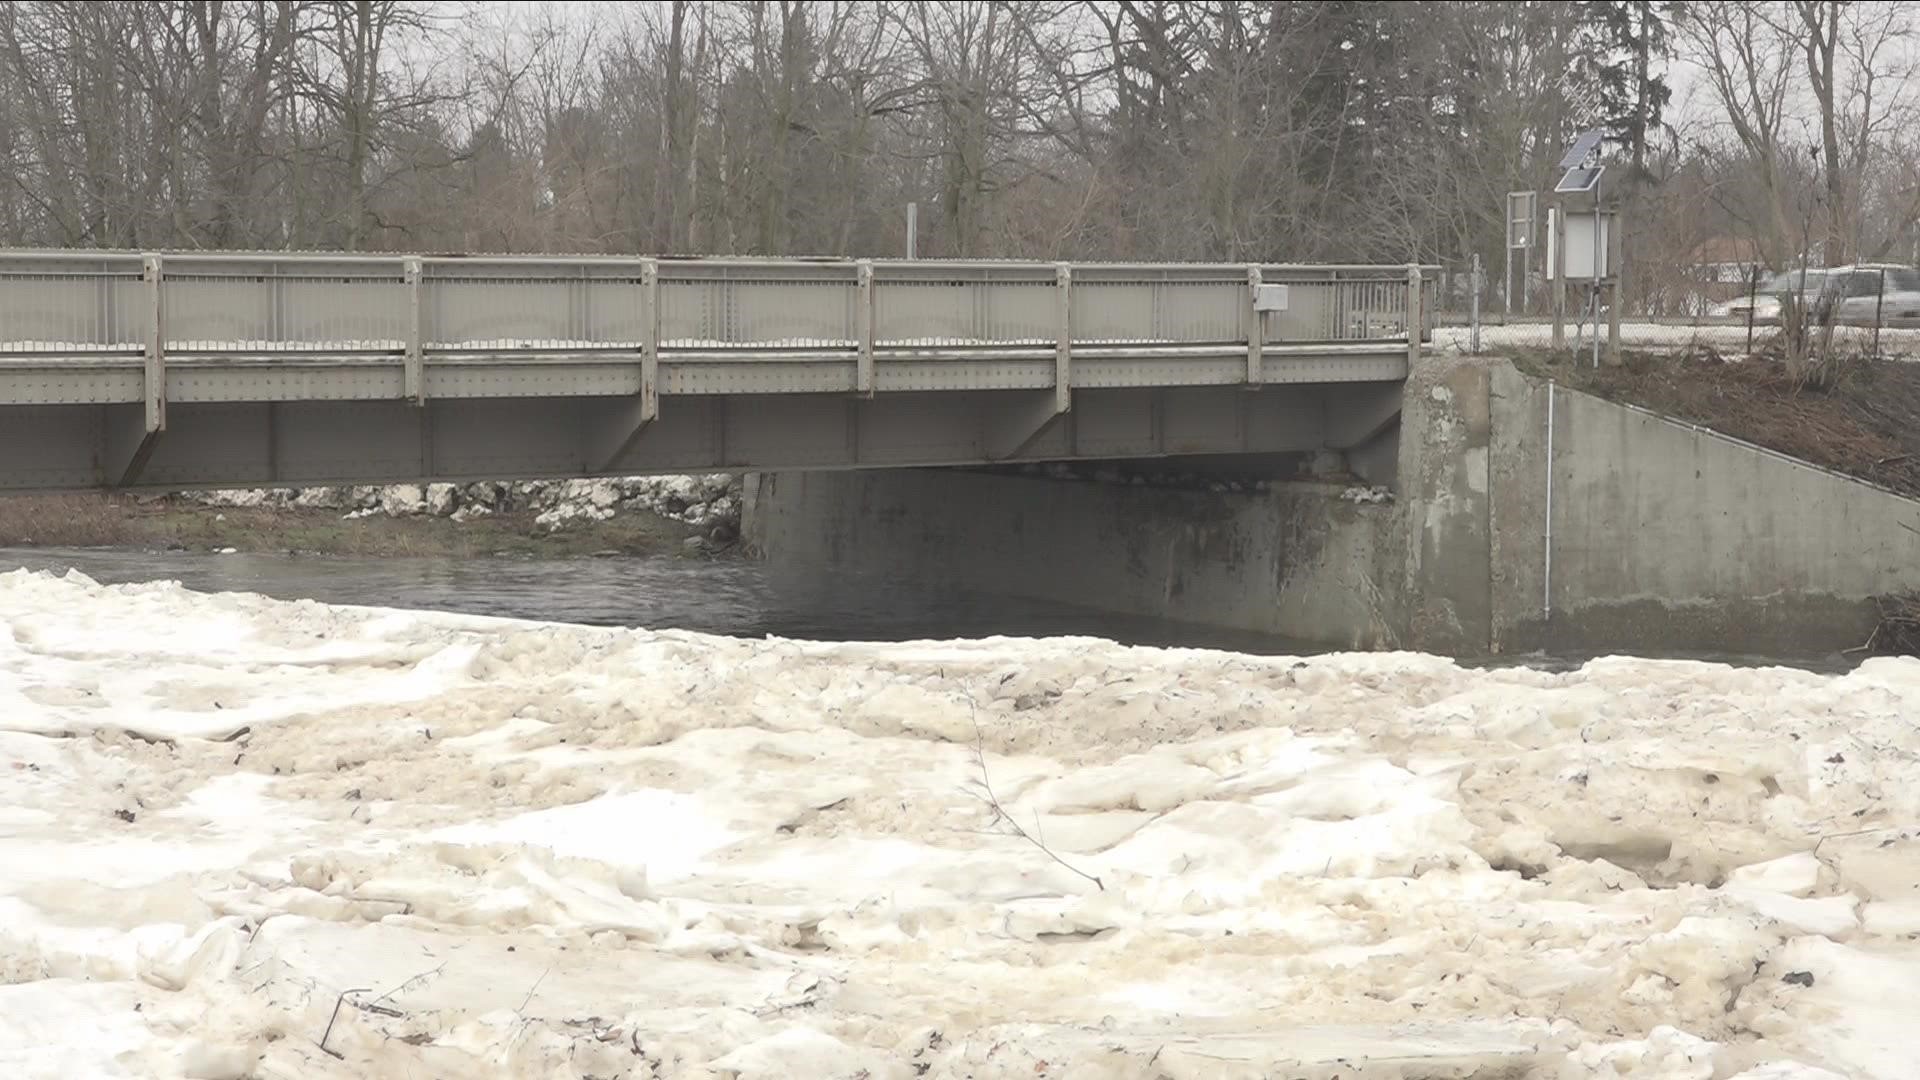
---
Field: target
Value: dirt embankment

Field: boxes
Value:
[1513,350,1920,499]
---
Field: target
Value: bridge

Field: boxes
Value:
[0,251,1431,491]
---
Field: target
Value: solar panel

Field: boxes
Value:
[1555,165,1605,193]
[1557,129,1605,170]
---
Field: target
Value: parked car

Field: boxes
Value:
[1710,268,1824,324]
[1711,264,1915,325]
[1835,266,1920,327]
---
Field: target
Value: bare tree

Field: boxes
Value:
[0,0,1903,309]
[1783,0,1917,262]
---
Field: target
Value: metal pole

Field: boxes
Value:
[1470,253,1482,354]
[906,202,918,260]
[1505,240,1514,320]
[1874,266,1887,358]
[1607,197,1622,364]
[1592,175,1603,368]
[1552,205,1566,351]
[1746,266,1758,354]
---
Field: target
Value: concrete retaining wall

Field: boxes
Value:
[751,358,1920,657]
[1480,363,1920,655]
[747,470,1400,649]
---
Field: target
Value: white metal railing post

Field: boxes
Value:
[403,257,424,404]
[856,259,875,396]
[142,253,165,433]
[1406,263,1423,365]
[1246,265,1264,384]
[640,258,660,422]
[1054,263,1072,413]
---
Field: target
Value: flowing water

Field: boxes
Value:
[0,546,1854,671]
[0,547,1327,655]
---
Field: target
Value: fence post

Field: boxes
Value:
[142,253,165,434]
[1874,267,1887,359]
[1469,253,1482,354]
[403,257,424,405]
[1504,242,1514,320]
[1606,211,1622,364]
[1746,266,1758,355]
[1406,263,1423,366]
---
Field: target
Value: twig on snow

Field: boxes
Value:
[367,960,447,1007]
[519,965,551,1012]
[320,986,372,1059]
[965,700,1104,892]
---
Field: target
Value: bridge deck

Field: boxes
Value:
[0,253,1430,490]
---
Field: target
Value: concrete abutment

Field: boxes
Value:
[747,358,1920,658]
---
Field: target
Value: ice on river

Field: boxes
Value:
[2,567,1918,1078]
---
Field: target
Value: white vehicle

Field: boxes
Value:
[1712,264,1913,326]
[1834,266,1920,327]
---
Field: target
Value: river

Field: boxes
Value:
[1,546,1855,671]
[0,547,1328,655]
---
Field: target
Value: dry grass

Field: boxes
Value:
[0,493,150,547]
[0,493,710,558]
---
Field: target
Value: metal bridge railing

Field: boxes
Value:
[0,252,1437,358]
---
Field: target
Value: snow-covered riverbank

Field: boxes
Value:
[2,569,1914,1078]
[182,474,742,536]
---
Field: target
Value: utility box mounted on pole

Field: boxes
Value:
[1548,128,1622,364]
[1546,210,1614,281]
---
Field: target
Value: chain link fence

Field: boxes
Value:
[1430,257,1920,361]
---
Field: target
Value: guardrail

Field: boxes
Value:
[1,252,1440,489]
[0,252,1439,359]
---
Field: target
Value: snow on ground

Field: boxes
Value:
[3,569,1919,1078]
[1434,322,1920,360]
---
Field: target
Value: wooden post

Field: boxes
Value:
[1551,205,1567,351]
